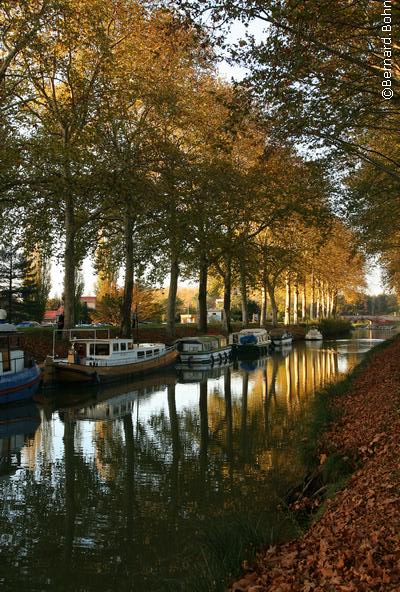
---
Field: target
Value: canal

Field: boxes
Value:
[0,330,396,591]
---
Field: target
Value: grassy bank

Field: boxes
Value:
[228,333,400,591]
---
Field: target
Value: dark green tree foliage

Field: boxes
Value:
[0,244,51,322]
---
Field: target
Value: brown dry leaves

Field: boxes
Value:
[228,338,400,592]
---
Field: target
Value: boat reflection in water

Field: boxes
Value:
[0,401,41,477]
[0,330,390,592]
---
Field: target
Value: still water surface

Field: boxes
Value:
[0,330,395,591]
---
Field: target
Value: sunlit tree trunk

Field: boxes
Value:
[293,276,299,324]
[198,253,208,333]
[166,257,179,339]
[310,270,315,320]
[301,279,306,321]
[284,272,291,325]
[316,279,320,319]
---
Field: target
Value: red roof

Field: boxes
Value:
[44,307,64,321]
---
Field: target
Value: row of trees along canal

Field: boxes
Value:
[1,1,366,337]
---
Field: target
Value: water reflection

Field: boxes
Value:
[0,331,394,591]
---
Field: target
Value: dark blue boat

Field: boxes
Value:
[0,312,41,405]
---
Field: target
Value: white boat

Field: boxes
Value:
[270,330,293,347]
[45,330,177,385]
[229,328,271,355]
[305,326,323,341]
[175,335,231,365]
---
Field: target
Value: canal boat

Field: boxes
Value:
[270,330,293,347]
[0,312,41,405]
[305,326,323,341]
[175,335,231,365]
[229,328,271,356]
[45,332,177,385]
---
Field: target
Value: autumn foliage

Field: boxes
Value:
[228,336,400,591]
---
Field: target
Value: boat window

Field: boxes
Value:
[113,343,119,352]
[146,350,153,357]
[90,343,110,356]
[137,351,144,358]
[121,343,127,351]
[154,349,159,355]
[128,342,133,350]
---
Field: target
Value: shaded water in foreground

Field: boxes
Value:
[0,330,395,591]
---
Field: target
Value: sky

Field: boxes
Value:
[49,18,384,298]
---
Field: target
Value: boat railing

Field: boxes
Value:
[51,327,112,357]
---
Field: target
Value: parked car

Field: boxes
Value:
[16,321,41,328]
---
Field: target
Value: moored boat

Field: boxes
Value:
[0,311,41,405]
[270,330,293,347]
[229,328,271,356]
[175,335,231,365]
[45,332,177,385]
[305,326,323,341]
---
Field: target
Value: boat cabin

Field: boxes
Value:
[229,328,271,346]
[65,338,167,367]
[175,335,228,353]
[0,323,27,376]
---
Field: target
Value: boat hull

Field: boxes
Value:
[271,338,293,347]
[179,346,232,365]
[0,365,41,405]
[232,343,271,357]
[50,349,178,384]
[305,336,323,341]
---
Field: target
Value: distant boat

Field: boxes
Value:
[175,335,231,365]
[270,330,293,347]
[45,332,177,385]
[0,313,41,405]
[305,326,323,341]
[229,328,271,356]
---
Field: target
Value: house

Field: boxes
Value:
[43,307,64,323]
[207,309,224,323]
[80,296,96,310]
[180,314,197,324]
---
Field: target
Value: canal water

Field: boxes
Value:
[0,330,396,591]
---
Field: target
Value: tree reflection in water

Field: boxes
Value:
[0,336,375,591]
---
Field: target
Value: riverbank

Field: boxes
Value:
[228,335,400,592]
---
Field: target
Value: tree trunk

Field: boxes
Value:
[301,279,306,321]
[316,281,320,319]
[260,284,267,326]
[239,260,248,326]
[222,255,232,334]
[64,197,76,330]
[260,265,268,326]
[265,277,278,327]
[120,214,134,338]
[166,257,179,339]
[293,277,299,325]
[8,251,13,321]
[332,290,338,317]
[284,272,291,325]
[310,270,315,320]
[198,253,208,333]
